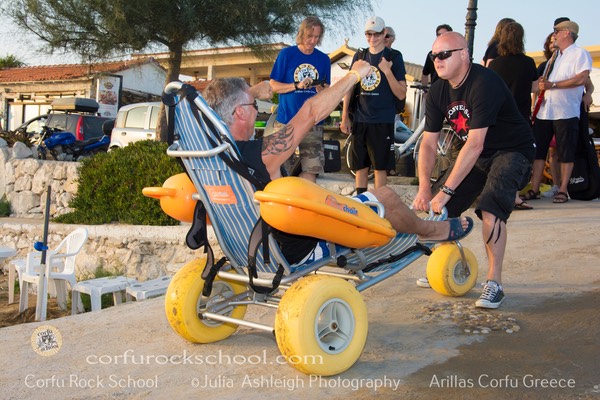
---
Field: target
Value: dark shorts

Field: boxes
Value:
[533,118,579,162]
[434,151,533,223]
[350,122,394,171]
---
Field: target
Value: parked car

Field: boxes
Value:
[13,98,113,142]
[109,99,275,148]
[109,102,160,149]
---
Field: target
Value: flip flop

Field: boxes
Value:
[514,200,533,210]
[553,192,569,203]
[418,216,474,243]
[520,189,541,201]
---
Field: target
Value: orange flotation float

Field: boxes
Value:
[254,177,395,248]
[142,173,198,223]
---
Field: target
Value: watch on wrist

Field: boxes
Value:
[552,82,557,89]
[294,82,299,90]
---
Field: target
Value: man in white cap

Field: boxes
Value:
[524,20,592,204]
[340,16,407,193]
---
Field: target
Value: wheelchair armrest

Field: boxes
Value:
[167,142,232,158]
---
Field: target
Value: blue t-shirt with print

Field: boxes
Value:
[270,46,331,124]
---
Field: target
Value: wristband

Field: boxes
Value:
[440,185,455,196]
[347,70,361,84]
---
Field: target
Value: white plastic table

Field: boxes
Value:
[0,247,16,259]
[71,276,138,314]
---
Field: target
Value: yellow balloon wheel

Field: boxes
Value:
[274,275,368,376]
[165,258,247,343]
[426,244,478,297]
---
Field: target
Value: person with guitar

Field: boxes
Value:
[524,20,593,204]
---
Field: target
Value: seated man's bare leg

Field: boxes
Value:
[370,187,470,241]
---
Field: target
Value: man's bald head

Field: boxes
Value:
[433,31,469,54]
[430,32,471,85]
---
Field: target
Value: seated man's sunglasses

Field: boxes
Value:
[429,48,463,61]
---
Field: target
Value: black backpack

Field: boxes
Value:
[568,127,600,200]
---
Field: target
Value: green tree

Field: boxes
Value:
[0,54,25,69]
[5,0,371,140]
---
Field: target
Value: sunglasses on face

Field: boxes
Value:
[384,34,394,39]
[232,100,258,115]
[429,48,463,61]
[365,31,383,38]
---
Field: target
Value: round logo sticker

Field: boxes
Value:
[31,325,63,356]
[361,66,381,91]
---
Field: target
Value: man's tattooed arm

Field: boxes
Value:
[262,124,295,156]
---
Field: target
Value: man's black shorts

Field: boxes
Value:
[434,150,533,222]
[349,122,394,171]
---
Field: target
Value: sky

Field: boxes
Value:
[0,0,598,67]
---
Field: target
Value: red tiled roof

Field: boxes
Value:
[185,80,211,92]
[0,58,162,83]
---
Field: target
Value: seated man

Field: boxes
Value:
[202,61,472,263]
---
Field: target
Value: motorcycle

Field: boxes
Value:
[34,126,110,161]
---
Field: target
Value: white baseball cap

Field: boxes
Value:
[364,16,385,33]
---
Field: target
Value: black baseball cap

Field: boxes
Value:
[554,17,570,26]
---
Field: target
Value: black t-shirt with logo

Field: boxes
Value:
[425,63,534,159]
[235,139,272,184]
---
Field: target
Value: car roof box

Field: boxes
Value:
[51,98,99,113]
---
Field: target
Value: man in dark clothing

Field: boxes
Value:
[413,32,535,309]
[422,24,453,86]
[340,16,407,192]
[202,62,472,263]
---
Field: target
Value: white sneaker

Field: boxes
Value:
[542,185,560,198]
[416,277,431,288]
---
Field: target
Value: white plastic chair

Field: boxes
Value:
[18,228,88,318]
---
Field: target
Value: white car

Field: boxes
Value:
[109,100,275,149]
[109,102,160,149]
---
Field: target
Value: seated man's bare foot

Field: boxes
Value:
[418,216,474,243]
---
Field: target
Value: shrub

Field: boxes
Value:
[0,195,10,217]
[54,140,184,225]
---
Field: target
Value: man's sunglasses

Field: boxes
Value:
[232,100,258,115]
[429,48,463,61]
[384,34,394,39]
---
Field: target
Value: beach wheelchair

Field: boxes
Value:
[143,82,478,376]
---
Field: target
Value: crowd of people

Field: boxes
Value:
[198,15,594,310]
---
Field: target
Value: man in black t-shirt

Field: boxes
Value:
[340,16,407,192]
[413,32,535,309]
[421,24,453,86]
[202,64,473,264]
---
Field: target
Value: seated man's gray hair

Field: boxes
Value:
[203,78,250,125]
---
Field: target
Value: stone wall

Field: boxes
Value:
[0,141,215,280]
[0,219,218,281]
[1,141,79,219]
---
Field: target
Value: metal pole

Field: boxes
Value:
[35,186,52,322]
[465,0,478,59]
